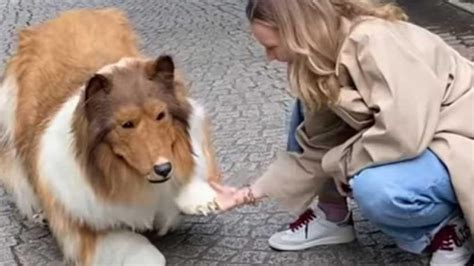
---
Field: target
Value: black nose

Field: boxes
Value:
[153,163,172,177]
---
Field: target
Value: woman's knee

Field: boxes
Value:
[351,157,458,228]
[351,167,403,224]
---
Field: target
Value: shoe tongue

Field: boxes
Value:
[313,206,327,220]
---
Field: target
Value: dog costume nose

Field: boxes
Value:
[153,163,172,177]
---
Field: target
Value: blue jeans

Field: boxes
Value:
[287,100,459,254]
[287,100,304,153]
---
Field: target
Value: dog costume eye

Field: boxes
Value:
[122,121,134,129]
[156,112,166,121]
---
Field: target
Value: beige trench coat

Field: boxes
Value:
[253,17,474,234]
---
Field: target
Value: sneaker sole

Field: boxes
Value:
[430,254,473,266]
[268,229,356,251]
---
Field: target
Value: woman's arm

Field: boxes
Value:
[213,109,355,213]
[211,182,266,211]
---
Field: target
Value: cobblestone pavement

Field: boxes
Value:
[0,1,472,265]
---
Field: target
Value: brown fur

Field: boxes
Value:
[8,9,139,166]
[36,178,98,265]
[203,118,221,183]
[2,8,214,264]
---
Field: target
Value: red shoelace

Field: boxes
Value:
[289,209,316,232]
[430,225,464,252]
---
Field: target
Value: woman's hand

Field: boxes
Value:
[210,182,245,211]
[211,182,266,212]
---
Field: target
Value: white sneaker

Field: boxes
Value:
[268,206,356,251]
[430,216,473,266]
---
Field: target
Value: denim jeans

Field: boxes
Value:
[287,100,304,154]
[287,100,459,253]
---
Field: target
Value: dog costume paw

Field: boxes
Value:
[175,180,219,216]
[32,210,48,226]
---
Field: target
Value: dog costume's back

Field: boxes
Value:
[0,8,140,218]
[10,8,140,154]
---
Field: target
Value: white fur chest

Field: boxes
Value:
[37,94,161,230]
[0,76,18,145]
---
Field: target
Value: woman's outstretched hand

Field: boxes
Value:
[210,182,249,212]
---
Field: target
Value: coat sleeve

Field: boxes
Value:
[253,108,356,214]
[321,23,445,182]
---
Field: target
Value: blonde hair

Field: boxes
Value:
[246,0,408,110]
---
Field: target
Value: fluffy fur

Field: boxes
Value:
[0,8,220,265]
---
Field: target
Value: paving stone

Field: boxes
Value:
[220,224,251,237]
[334,245,382,265]
[166,245,207,259]
[267,213,294,225]
[0,236,17,248]
[250,224,283,239]
[150,234,187,251]
[165,257,187,265]
[202,247,237,262]
[0,224,21,237]
[267,252,301,265]
[182,234,221,246]
[381,249,430,265]
[185,259,219,266]
[19,227,50,242]
[251,238,273,251]
[300,249,340,265]
[0,248,14,263]
[230,250,269,264]
[240,213,270,226]
[0,216,11,228]
[184,214,215,224]
[188,223,220,235]
[0,261,17,266]
[354,220,382,234]
[217,237,249,250]
[355,233,377,247]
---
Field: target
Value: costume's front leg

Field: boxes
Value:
[92,230,166,266]
[175,178,219,216]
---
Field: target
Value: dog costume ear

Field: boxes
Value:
[84,74,111,123]
[147,55,175,84]
[85,74,111,101]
